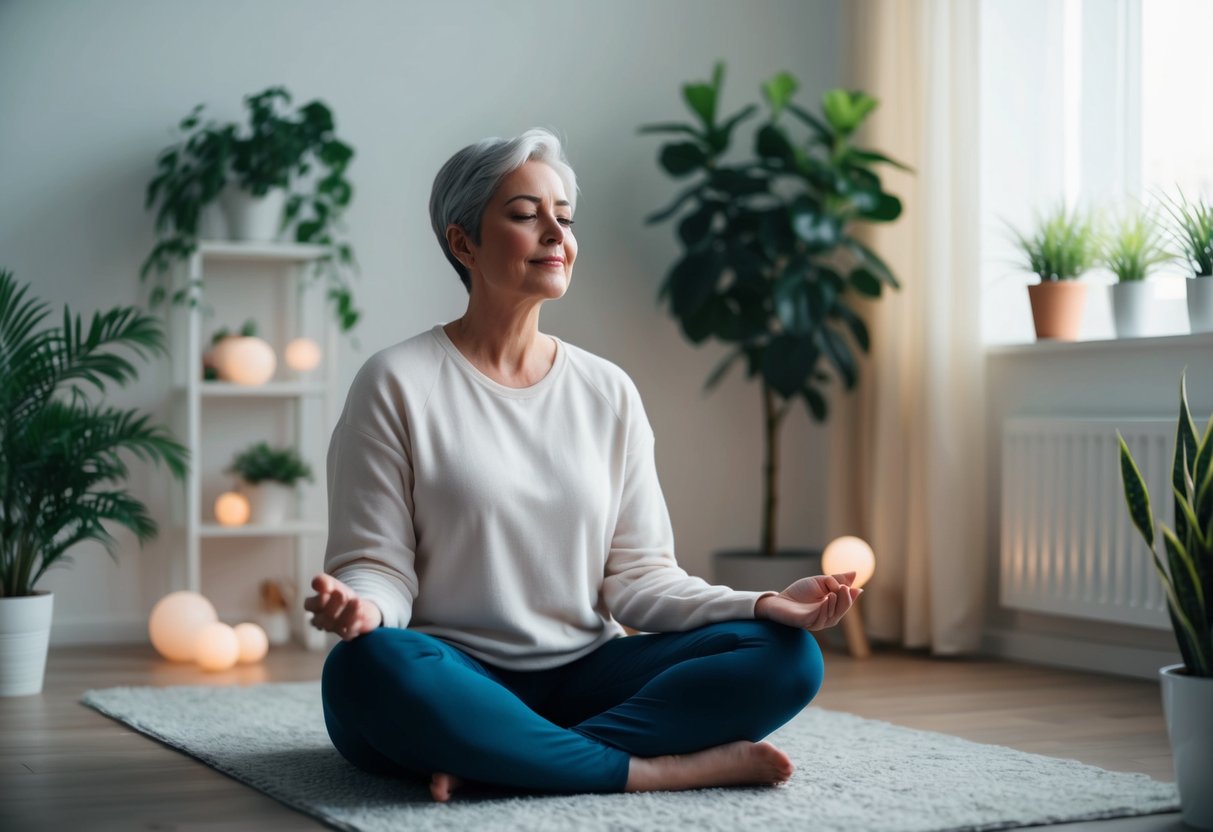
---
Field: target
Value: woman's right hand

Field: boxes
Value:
[304,573,383,641]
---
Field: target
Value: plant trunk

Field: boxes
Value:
[761,384,788,557]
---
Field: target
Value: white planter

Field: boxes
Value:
[1187,277,1213,334]
[1160,663,1213,830]
[1109,281,1153,338]
[196,200,228,240]
[712,549,822,593]
[220,186,288,243]
[0,592,54,697]
[243,481,296,524]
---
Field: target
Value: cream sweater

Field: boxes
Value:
[324,323,776,670]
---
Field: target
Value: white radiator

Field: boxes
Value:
[1000,417,1174,630]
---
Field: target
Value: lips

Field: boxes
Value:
[531,258,565,266]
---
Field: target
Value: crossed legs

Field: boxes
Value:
[321,619,824,798]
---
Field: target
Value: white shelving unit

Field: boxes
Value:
[169,240,338,651]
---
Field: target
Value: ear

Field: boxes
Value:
[446,224,475,270]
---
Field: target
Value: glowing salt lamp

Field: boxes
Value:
[822,536,876,589]
[214,491,251,526]
[233,622,269,664]
[194,622,240,671]
[148,591,218,662]
[212,336,276,386]
[283,337,322,373]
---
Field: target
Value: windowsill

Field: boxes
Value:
[985,330,1213,357]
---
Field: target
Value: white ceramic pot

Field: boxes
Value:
[1160,663,1213,830]
[196,200,228,240]
[220,186,287,243]
[243,481,295,524]
[1109,281,1153,338]
[712,549,822,593]
[1187,277,1213,334]
[0,591,54,697]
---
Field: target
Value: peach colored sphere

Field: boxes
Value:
[212,336,276,386]
[822,536,877,589]
[214,491,251,526]
[233,622,269,664]
[148,591,218,662]
[195,622,240,671]
[284,337,322,373]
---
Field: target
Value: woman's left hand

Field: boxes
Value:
[756,571,863,631]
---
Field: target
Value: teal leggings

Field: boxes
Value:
[321,618,824,794]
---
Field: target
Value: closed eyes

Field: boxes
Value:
[513,214,575,226]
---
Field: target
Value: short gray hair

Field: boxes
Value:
[429,127,579,293]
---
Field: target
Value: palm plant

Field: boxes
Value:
[1008,204,1102,282]
[1102,207,1174,282]
[0,269,189,597]
[1119,371,1213,677]
[1159,188,1213,278]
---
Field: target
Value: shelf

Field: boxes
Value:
[197,240,330,263]
[181,381,328,397]
[200,522,328,538]
[985,330,1213,358]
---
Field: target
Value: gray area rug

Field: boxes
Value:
[81,682,1178,832]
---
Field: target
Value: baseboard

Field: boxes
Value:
[981,627,1183,681]
[50,616,149,646]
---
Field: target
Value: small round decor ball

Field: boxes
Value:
[214,491,251,526]
[822,536,876,589]
[233,622,269,664]
[212,336,276,386]
[195,622,241,671]
[148,591,218,662]
[284,337,322,373]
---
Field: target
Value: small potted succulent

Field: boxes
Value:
[1102,206,1173,338]
[1118,371,1213,829]
[140,85,361,333]
[640,61,908,590]
[0,269,188,696]
[1160,188,1213,334]
[1007,204,1100,341]
[227,441,313,524]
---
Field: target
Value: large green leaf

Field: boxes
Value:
[816,325,857,389]
[659,142,710,177]
[709,168,769,197]
[1119,432,1156,548]
[682,83,717,129]
[761,72,799,119]
[761,334,815,398]
[668,248,724,318]
[832,302,871,352]
[802,385,828,421]
[756,124,796,165]
[822,89,878,135]
[707,105,758,154]
[773,273,811,336]
[678,201,718,247]
[846,148,913,172]
[849,267,882,297]
[860,191,903,222]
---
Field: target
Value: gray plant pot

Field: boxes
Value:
[712,548,823,594]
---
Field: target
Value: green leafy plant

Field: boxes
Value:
[1118,371,1213,677]
[640,61,909,556]
[1159,188,1213,278]
[227,441,313,486]
[139,86,362,332]
[1102,206,1174,283]
[0,269,189,597]
[1007,204,1101,282]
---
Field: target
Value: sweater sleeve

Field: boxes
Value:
[323,364,419,629]
[602,390,778,633]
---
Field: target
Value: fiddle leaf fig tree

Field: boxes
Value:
[640,62,910,557]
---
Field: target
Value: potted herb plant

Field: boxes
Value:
[1103,206,1173,339]
[0,269,189,696]
[227,441,313,524]
[140,85,362,334]
[1160,188,1213,334]
[1007,204,1100,341]
[640,62,908,590]
[1118,371,1213,829]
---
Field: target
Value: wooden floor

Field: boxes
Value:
[0,640,1185,831]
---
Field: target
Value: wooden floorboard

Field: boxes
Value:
[0,639,1184,831]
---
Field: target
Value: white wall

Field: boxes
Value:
[0,0,842,642]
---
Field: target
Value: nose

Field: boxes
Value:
[542,215,564,245]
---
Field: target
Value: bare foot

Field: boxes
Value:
[625,740,794,793]
[430,771,464,802]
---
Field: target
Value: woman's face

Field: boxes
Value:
[451,160,577,300]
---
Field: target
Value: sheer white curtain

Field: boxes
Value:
[829,0,986,654]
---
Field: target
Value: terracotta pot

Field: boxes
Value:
[1027,281,1088,341]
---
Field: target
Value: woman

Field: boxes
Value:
[306,127,861,803]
